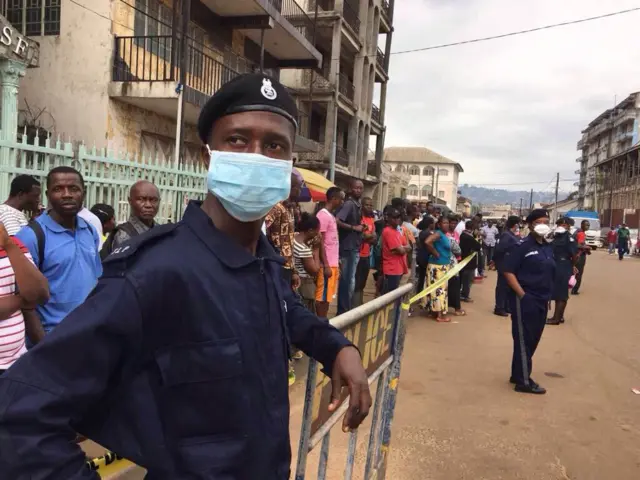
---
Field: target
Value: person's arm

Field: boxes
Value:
[111,228,130,251]
[384,228,409,255]
[23,308,46,344]
[0,275,143,479]
[282,286,371,431]
[502,244,525,298]
[336,202,364,233]
[424,232,441,258]
[5,237,49,306]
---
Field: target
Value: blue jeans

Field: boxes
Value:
[338,250,360,314]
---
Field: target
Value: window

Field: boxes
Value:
[395,164,405,173]
[134,0,173,62]
[408,165,420,175]
[439,168,449,177]
[423,166,434,176]
[438,190,445,199]
[421,185,432,197]
[408,184,418,196]
[7,0,60,36]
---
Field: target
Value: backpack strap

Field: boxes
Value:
[99,221,140,261]
[27,220,46,269]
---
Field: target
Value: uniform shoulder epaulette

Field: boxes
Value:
[103,223,179,265]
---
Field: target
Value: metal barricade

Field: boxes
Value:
[294,283,414,480]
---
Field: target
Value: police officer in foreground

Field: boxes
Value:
[0,74,371,479]
[503,209,556,394]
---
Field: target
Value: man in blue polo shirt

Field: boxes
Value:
[16,166,102,338]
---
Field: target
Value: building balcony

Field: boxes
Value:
[575,157,583,163]
[371,104,381,125]
[109,35,316,152]
[203,0,321,67]
[616,130,633,141]
[375,47,388,80]
[338,72,355,103]
[381,0,391,21]
[613,112,636,127]
[574,169,582,175]
[336,146,351,167]
[342,1,361,36]
[577,139,585,150]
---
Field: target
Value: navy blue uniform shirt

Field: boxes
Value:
[502,234,556,301]
[493,229,520,271]
[0,201,352,479]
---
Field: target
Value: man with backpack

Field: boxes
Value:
[15,166,102,336]
[101,180,160,259]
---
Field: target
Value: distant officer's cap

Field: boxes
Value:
[526,208,549,223]
[197,73,298,143]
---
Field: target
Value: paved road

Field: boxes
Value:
[94,251,640,479]
[352,250,640,480]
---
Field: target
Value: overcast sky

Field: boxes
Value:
[381,0,640,192]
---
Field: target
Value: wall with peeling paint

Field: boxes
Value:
[18,0,112,144]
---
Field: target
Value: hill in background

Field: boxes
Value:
[459,184,571,207]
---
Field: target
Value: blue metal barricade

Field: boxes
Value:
[294,283,413,480]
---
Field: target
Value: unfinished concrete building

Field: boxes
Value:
[281,0,395,200]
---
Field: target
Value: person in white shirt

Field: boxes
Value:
[78,207,105,248]
[0,175,41,235]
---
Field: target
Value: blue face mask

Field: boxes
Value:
[206,149,292,223]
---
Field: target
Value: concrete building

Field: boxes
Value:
[11,0,324,162]
[280,0,395,198]
[576,92,640,210]
[382,146,464,208]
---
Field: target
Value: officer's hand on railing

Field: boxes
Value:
[329,346,372,432]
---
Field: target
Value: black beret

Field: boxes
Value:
[526,208,549,223]
[197,73,298,143]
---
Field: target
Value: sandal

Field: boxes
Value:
[454,310,466,316]
[436,316,451,323]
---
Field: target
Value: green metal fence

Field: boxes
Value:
[0,129,207,224]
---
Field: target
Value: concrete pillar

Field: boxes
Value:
[375,130,384,178]
[0,59,26,201]
[329,19,341,86]
[379,81,388,122]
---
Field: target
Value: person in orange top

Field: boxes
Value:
[353,197,377,308]
[381,208,411,294]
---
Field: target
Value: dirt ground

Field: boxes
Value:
[97,251,640,479]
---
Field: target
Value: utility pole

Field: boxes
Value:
[554,172,559,222]
[519,198,523,217]
[174,0,191,167]
[529,189,534,211]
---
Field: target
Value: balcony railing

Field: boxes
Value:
[376,48,386,71]
[338,73,355,102]
[302,66,333,91]
[308,0,334,12]
[113,36,239,103]
[342,1,360,35]
[274,0,315,44]
[381,0,390,20]
[371,104,381,124]
[336,146,350,166]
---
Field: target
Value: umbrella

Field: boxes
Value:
[295,167,335,202]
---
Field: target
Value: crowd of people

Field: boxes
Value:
[0,170,161,372]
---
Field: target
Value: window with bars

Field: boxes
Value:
[133,0,173,62]
[6,0,60,36]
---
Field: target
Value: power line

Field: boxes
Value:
[467,179,578,187]
[391,6,640,55]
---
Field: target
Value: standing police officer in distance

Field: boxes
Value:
[0,74,371,479]
[503,209,556,395]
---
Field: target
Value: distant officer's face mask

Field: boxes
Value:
[206,148,293,222]
[555,226,567,234]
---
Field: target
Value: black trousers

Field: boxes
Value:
[509,294,547,386]
[354,256,370,292]
[572,255,586,293]
[448,274,461,310]
[460,269,474,299]
[494,271,510,313]
[415,264,427,295]
[483,244,495,266]
[477,248,486,274]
